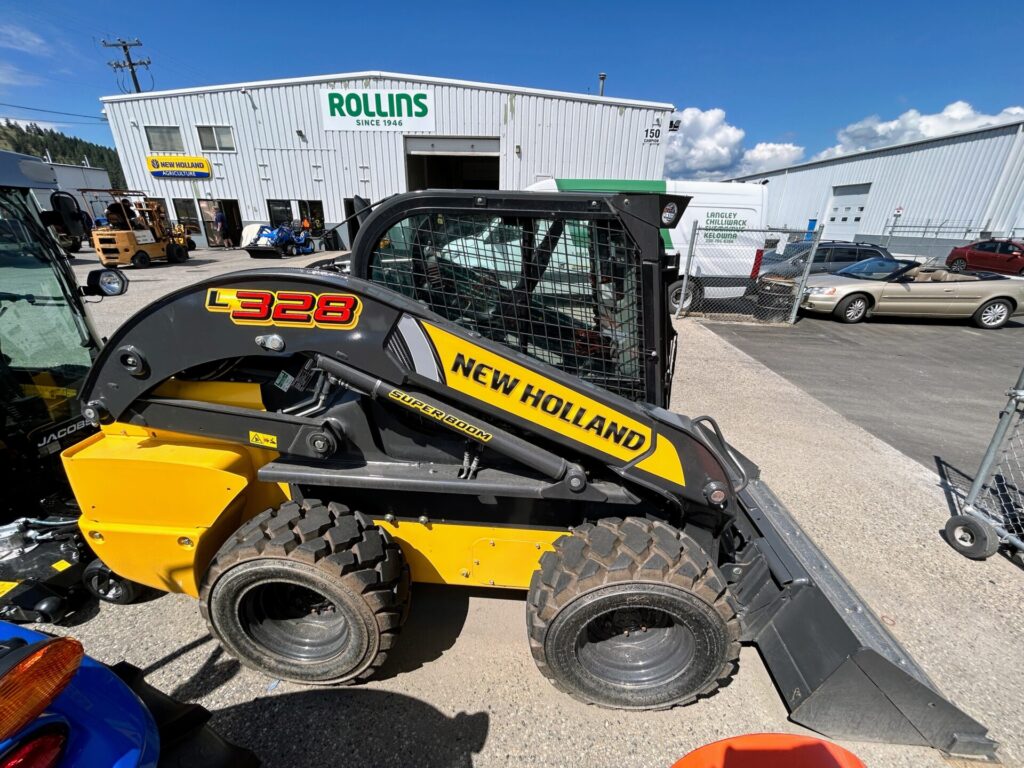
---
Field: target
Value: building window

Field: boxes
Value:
[854,216,861,222]
[172,198,201,233]
[829,216,836,222]
[298,200,325,235]
[267,199,293,227]
[145,126,184,152]
[841,217,848,222]
[198,125,235,152]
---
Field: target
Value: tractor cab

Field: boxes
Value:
[0,151,130,621]
[82,189,189,269]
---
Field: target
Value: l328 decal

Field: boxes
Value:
[205,288,361,329]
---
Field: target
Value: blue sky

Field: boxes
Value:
[2,0,1022,178]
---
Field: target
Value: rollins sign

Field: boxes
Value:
[321,89,435,131]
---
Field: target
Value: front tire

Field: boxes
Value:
[834,293,869,323]
[131,251,151,268]
[200,499,409,685]
[949,258,968,272]
[526,517,739,710]
[973,299,1012,329]
[944,514,999,560]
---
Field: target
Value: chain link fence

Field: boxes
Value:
[672,224,823,323]
[956,366,1024,560]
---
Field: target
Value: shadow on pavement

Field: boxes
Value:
[375,583,471,680]
[212,689,489,768]
[934,456,971,518]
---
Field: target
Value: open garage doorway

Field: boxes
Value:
[405,137,500,190]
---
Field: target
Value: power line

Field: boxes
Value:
[0,102,107,121]
[102,38,151,94]
[0,116,108,126]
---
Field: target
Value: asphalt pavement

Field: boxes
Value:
[49,256,1024,767]
[705,313,1024,476]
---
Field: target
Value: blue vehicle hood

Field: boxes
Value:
[0,622,159,768]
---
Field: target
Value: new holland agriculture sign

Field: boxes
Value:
[147,155,211,179]
[321,89,435,131]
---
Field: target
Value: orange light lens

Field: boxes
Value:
[0,638,83,742]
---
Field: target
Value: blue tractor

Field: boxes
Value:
[244,222,316,259]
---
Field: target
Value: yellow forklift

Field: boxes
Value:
[84,189,189,268]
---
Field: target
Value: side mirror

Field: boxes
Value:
[83,268,129,297]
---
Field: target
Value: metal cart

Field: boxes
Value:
[946,365,1024,566]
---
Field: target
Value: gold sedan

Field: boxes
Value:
[794,257,1024,329]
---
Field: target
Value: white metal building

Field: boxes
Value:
[101,71,674,247]
[731,120,1024,252]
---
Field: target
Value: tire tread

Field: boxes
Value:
[199,498,410,683]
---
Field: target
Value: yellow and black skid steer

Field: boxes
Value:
[64,190,995,759]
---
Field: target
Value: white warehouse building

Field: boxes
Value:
[731,120,1024,256]
[101,71,674,248]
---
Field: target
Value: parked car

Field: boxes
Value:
[794,257,1024,328]
[759,241,896,279]
[947,239,1024,275]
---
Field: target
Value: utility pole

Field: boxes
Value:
[102,38,150,93]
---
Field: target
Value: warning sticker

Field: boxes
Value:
[0,581,21,597]
[51,559,72,572]
[249,430,278,448]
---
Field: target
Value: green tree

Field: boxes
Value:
[0,120,126,188]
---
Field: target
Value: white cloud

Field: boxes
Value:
[815,101,1024,159]
[0,62,42,87]
[0,24,49,56]
[665,107,805,180]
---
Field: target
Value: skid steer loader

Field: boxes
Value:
[63,190,996,759]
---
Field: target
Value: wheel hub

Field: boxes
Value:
[577,606,695,687]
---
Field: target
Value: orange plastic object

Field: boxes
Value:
[672,733,865,768]
[0,637,84,741]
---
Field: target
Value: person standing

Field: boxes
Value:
[214,206,234,249]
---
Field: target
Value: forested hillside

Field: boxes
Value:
[0,120,125,188]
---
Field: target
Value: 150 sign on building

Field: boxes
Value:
[321,89,435,131]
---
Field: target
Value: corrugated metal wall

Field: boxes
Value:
[103,75,670,239]
[739,123,1024,236]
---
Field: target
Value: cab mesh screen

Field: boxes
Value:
[368,212,647,402]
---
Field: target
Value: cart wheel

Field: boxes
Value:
[83,558,144,604]
[944,514,999,560]
[131,251,151,268]
[186,237,197,251]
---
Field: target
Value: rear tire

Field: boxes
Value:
[186,237,197,251]
[667,279,701,315]
[949,258,968,272]
[833,293,869,323]
[944,514,999,560]
[66,237,82,254]
[526,517,739,710]
[200,499,409,685]
[131,251,151,268]
[167,243,188,263]
[972,299,1012,329]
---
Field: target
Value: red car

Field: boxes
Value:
[947,239,1024,275]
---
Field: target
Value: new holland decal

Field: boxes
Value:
[205,288,361,329]
[421,321,652,463]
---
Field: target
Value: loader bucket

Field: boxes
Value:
[733,479,997,760]
[244,245,287,259]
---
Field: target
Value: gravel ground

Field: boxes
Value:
[47,262,1024,767]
